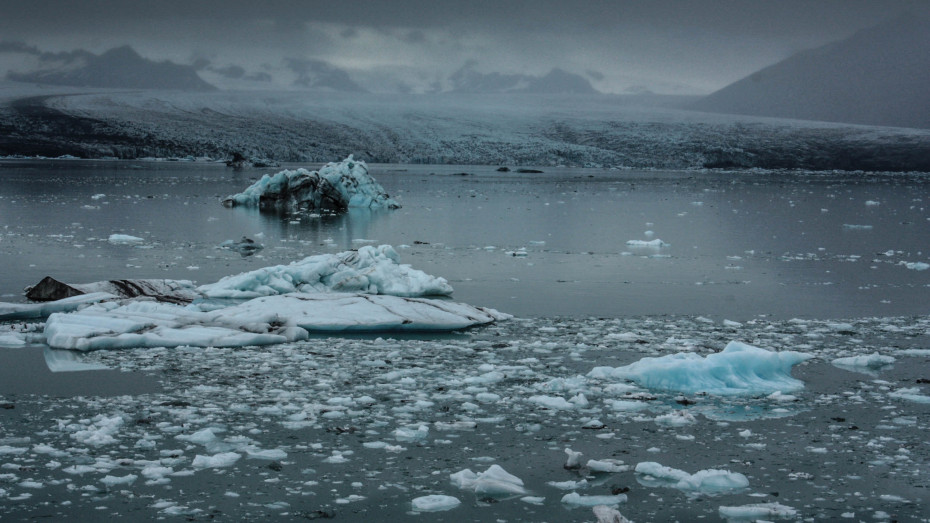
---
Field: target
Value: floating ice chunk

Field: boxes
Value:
[46,293,507,351]
[100,474,137,487]
[521,496,545,505]
[832,353,895,373]
[192,452,241,468]
[176,428,219,445]
[394,425,429,442]
[586,459,629,473]
[0,292,116,321]
[561,492,628,507]
[70,415,124,447]
[411,494,461,512]
[842,224,873,230]
[655,410,697,427]
[889,387,930,404]
[547,479,588,490]
[25,276,199,303]
[222,156,399,213]
[108,234,144,244]
[589,341,812,396]
[450,464,526,497]
[528,395,575,410]
[198,245,452,298]
[564,448,584,469]
[0,332,26,347]
[635,462,748,495]
[718,502,797,521]
[593,505,634,523]
[900,261,930,271]
[625,239,669,248]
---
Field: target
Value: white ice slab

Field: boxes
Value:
[0,292,117,320]
[45,293,509,351]
[197,245,452,298]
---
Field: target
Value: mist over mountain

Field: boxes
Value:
[692,15,930,129]
[7,45,216,91]
[448,62,599,94]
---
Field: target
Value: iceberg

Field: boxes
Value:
[45,293,509,351]
[831,352,895,374]
[198,245,452,298]
[450,464,527,497]
[635,461,749,495]
[589,341,813,396]
[718,502,797,521]
[221,156,400,213]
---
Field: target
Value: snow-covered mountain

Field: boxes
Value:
[691,15,930,129]
[7,45,216,91]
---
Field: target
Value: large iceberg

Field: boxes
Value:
[45,294,509,351]
[198,245,451,298]
[589,341,813,396]
[221,156,400,213]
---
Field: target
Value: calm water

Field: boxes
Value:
[1,160,928,319]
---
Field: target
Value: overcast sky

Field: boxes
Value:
[1,0,927,94]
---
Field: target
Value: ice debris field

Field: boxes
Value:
[2,245,930,521]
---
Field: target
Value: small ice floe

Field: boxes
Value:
[450,464,526,497]
[0,292,116,321]
[586,459,628,473]
[564,448,584,469]
[655,410,697,427]
[865,200,881,206]
[108,234,145,245]
[394,425,429,443]
[589,341,813,396]
[718,502,797,521]
[0,332,27,347]
[900,261,930,271]
[411,494,461,512]
[832,352,895,374]
[842,224,873,230]
[625,239,669,248]
[561,492,627,507]
[505,248,528,257]
[222,156,400,214]
[593,505,634,523]
[219,237,263,257]
[191,452,241,468]
[889,387,930,404]
[635,462,749,496]
[100,474,137,488]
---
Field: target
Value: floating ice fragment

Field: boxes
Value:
[450,464,526,497]
[889,387,930,404]
[625,239,669,248]
[718,502,797,521]
[564,448,583,469]
[100,474,138,487]
[108,234,144,244]
[561,492,627,507]
[411,494,461,512]
[900,261,930,271]
[593,505,633,523]
[832,353,895,374]
[635,462,748,495]
[589,341,812,396]
[586,459,628,473]
[528,395,575,410]
[192,452,241,468]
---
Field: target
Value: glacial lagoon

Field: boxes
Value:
[1,160,929,521]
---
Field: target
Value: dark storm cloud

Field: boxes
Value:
[1,0,928,93]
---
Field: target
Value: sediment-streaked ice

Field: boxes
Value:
[222,156,399,213]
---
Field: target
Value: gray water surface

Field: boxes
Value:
[1,160,928,320]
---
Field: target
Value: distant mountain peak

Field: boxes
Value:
[8,44,216,91]
[691,15,930,129]
[448,64,599,94]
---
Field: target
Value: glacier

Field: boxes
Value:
[221,156,400,213]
